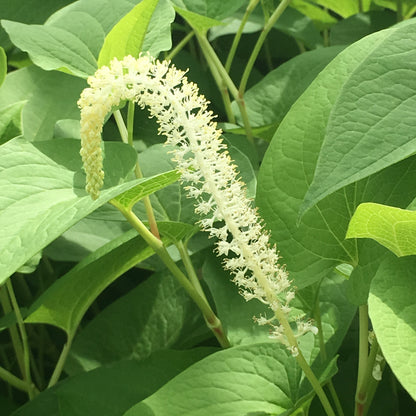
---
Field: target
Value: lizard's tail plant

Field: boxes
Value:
[79,55,335,415]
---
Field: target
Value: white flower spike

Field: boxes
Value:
[78,55,315,347]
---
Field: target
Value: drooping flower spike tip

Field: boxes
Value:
[78,55,316,348]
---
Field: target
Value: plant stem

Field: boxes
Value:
[196,33,254,143]
[0,365,35,394]
[356,334,381,416]
[176,240,208,302]
[354,304,369,416]
[5,279,36,399]
[115,104,161,239]
[239,0,292,95]
[0,284,25,379]
[397,0,403,21]
[312,287,344,416]
[48,334,73,388]
[356,305,369,390]
[225,0,260,73]
[113,206,230,348]
[166,31,195,61]
[275,309,336,416]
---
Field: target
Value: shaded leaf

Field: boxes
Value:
[330,11,396,46]
[12,349,215,416]
[25,223,193,336]
[66,268,206,374]
[232,46,343,129]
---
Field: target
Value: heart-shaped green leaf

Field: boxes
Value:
[347,202,416,257]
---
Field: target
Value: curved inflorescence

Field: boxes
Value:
[78,55,316,347]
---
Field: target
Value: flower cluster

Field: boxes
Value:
[78,55,316,346]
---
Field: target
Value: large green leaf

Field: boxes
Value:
[26,222,193,335]
[66,267,206,374]
[2,0,139,78]
[0,66,86,141]
[2,20,97,78]
[123,341,337,416]
[256,26,416,289]
[232,46,343,129]
[0,137,176,285]
[347,203,416,257]
[301,20,416,216]
[12,349,215,416]
[369,255,416,400]
[98,0,174,67]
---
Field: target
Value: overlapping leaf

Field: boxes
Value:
[347,203,416,257]
[123,341,337,416]
[65,267,207,374]
[13,349,215,416]
[301,19,416,216]
[256,26,416,289]
[0,137,177,285]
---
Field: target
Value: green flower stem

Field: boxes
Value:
[225,0,260,73]
[0,365,35,394]
[397,0,403,21]
[48,334,73,388]
[312,291,344,416]
[114,110,128,144]
[275,309,336,416]
[356,335,381,416]
[0,284,25,379]
[362,360,385,416]
[196,33,254,143]
[166,30,195,61]
[195,34,235,123]
[5,280,35,399]
[239,0,292,95]
[116,104,161,239]
[176,240,209,303]
[127,101,135,146]
[115,206,230,348]
[356,305,369,401]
